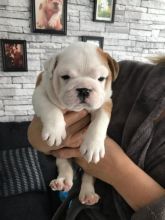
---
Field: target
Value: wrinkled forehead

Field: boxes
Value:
[57,44,108,74]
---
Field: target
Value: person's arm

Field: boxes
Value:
[28,112,165,211]
[27,111,90,155]
[132,196,165,220]
[28,116,51,155]
[50,133,165,211]
[75,138,165,211]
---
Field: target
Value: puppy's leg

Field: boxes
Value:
[37,3,48,28]
[48,14,62,30]
[32,85,66,146]
[48,14,57,28]
[55,18,63,30]
[80,99,112,163]
[79,173,99,205]
[50,159,73,192]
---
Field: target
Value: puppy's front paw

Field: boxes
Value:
[49,177,73,192]
[48,18,55,28]
[48,16,58,28]
[42,122,66,146]
[80,139,105,163]
[37,18,47,28]
[79,191,100,205]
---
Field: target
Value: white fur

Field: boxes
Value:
[50,158,73,191]
[79,173,100,205]
[80,105,111,163]
[32,42,113,205]
[37,0,63,29]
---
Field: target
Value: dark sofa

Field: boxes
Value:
[0,121,165,220]
[0,121,61,220]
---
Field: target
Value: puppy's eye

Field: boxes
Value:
[98,77,105,81]
[61,75,70,80]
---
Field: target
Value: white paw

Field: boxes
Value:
[48,20,54,28]
[79,191,100,205]
[49,178,73,192]
[37,23,43,28]
[42,121,66,146]
[80,139,105,163]
[48,17,57,28]
[37,19,46,28]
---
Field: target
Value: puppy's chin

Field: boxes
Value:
[62,102,101,112]
[61,94,104,111]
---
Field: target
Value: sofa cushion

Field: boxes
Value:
[0,122,46,197]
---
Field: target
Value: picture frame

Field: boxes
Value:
[1,39,28,72]
[93,0,116,23]
[32,0,67,35]
[82,36,104,49]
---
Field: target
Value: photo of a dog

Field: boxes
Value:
[32,42,119,205]
[32,0,67,34]
[36,0,63,30]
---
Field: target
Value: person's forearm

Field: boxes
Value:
[27,111,90,154]
[103,138,165,211]
[27,116,52,154]
[28,117,165,211]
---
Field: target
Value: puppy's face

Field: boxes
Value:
[47,0,63,12]
[45,42,119,111]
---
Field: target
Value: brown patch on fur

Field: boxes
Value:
[97,48,119,81]
[35,73,43,87]
[104,72,112,92]
[102,100,113,115]
[39,3,43,10]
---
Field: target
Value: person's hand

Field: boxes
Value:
[51,110,91,158]
[28,110,90,156]
[28,112,165,211]
[56,136,121,185]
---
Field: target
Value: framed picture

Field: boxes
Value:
[32,0,67,35]
[82,36,104,49]
[1,39,28,72]
[93,0,116,22]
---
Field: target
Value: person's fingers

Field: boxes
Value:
[34,115,89,151]
[64,126,87,148]
[65,110,89,127]
[51,148,81,159]
[66,115,90,137]
[50,113,90,149]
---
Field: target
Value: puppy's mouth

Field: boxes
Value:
[79,100,91,107]
[60,86,104,111]
[79,97,89,105]
[69,103,92,112]
[76,88,92,104]
[80,100,86,104]
[62,97,93,111]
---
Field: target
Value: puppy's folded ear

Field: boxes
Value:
[97,48,119,81]
[44,55,59,79]
[106,53,119,81]
[39,3,43,10]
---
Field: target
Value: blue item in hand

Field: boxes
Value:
[59,191,68,202]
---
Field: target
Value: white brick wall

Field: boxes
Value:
[0,0,165,121]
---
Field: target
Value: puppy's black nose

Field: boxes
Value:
[76,88,91,102]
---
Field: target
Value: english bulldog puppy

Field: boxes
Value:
[37,0,63,30]
[32,42,119,205]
